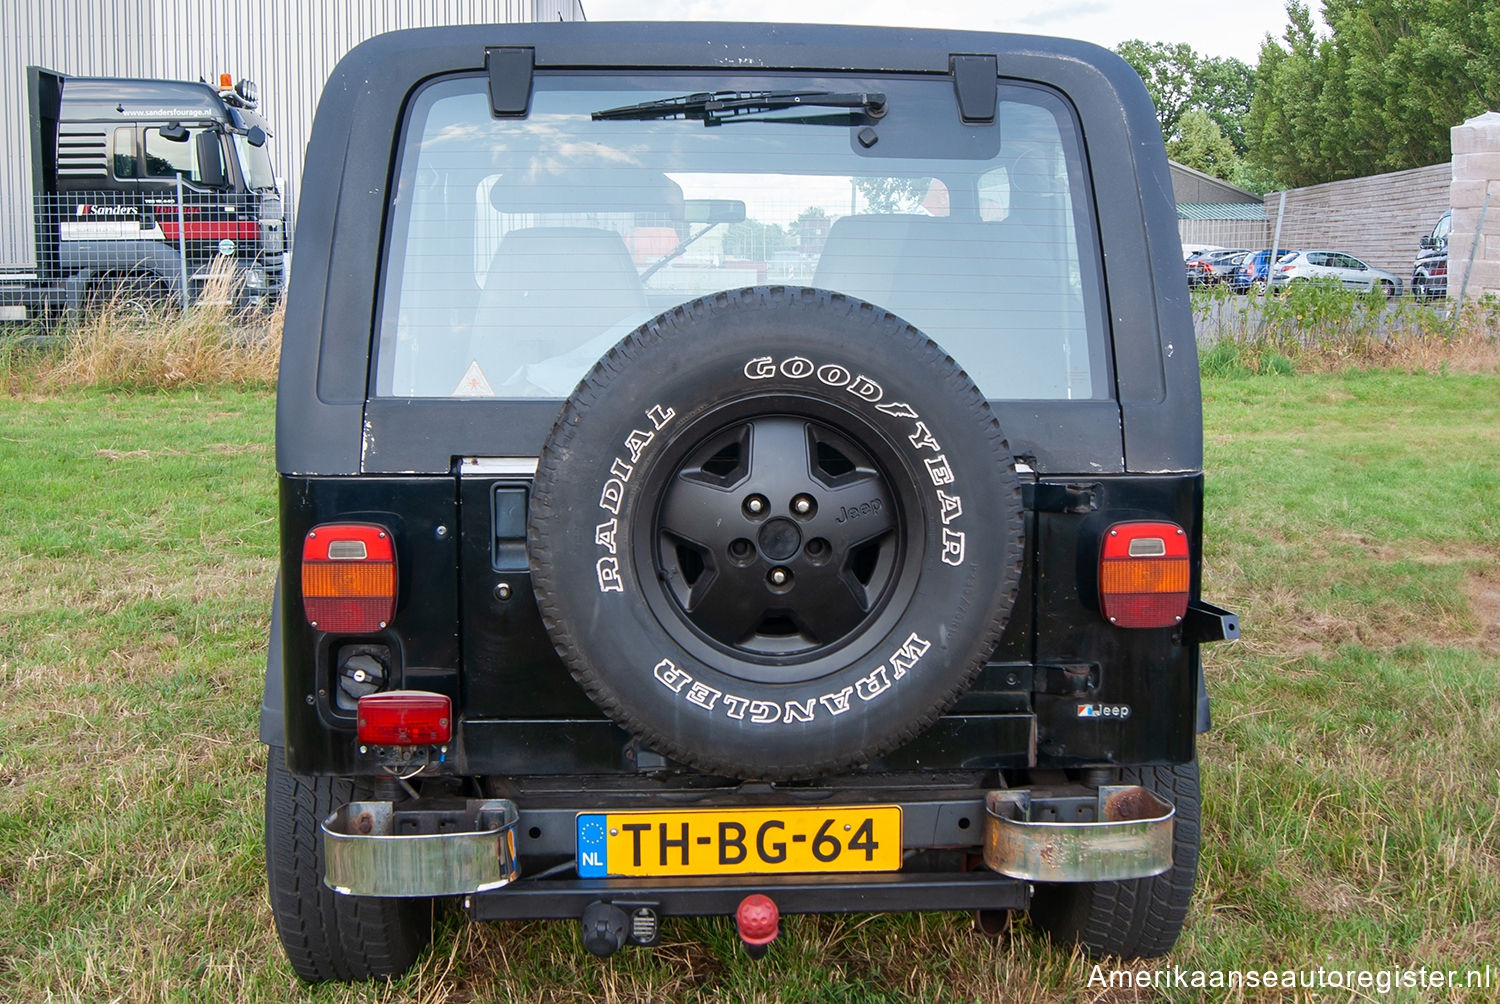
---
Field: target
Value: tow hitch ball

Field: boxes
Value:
[735,894,780,958]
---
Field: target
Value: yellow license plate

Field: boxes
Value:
[575,805,902,877]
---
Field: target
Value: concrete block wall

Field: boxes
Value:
[1449,112,1500,301]
[1263,163,1451,278]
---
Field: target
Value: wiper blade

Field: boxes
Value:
[592,90,887,126]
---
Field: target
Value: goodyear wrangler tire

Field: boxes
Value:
[528,287,1024,779]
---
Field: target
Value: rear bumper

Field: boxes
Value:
[321,783,1175,906]
[467,870,1031,920]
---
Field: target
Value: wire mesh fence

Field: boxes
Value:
[27,186,284,311]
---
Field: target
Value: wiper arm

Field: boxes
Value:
[592,90,887,127]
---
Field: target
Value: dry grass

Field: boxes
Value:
[1298,328,1500,373]
[3,264,282,392]
[1194,285,1500,376]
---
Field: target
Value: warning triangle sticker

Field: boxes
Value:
[452,360,495,397]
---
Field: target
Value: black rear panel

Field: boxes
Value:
[280,470,1200,776]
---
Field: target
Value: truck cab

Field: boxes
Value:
[9,66,284,319]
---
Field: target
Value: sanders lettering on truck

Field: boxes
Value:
[0,66,284,324]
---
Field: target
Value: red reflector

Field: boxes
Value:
[357,691,451,745]
[1100,521,1190,628]
[302,523,396,633]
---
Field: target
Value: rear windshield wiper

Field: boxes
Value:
[592,90,887,127]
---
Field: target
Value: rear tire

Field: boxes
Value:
[264,746,432,982]
[1026,759,1200,958]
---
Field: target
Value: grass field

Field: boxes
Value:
[1,361,1498,1001]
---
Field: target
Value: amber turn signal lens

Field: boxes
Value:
[301,523,396,633]
[1099,521,1190,628]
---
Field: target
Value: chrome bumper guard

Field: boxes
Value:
[322,798,520,897]
[983,785,1174,883]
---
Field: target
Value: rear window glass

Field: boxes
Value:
[375,73,1108,401]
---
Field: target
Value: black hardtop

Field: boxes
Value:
[58,74,233,124]
[277,20,1200,478]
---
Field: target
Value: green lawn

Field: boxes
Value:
[0,373,1496,1002]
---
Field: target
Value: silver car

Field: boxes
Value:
[1270,249,1403,297]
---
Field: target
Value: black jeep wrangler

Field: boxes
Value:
[260,21,1238,982]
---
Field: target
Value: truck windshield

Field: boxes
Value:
[375,73,1108,402]
[234,133,277,190]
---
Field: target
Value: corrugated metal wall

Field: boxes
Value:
[1,0,582,267]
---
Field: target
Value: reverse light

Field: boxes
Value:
[1099,521,1190,628]
[302,523,396,633]
[357,691,451,746]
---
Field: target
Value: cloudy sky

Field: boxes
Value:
[580,0,1294,64]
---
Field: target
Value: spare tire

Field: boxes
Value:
[528,286,1023,778]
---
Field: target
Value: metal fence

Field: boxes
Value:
[27,187,284,310]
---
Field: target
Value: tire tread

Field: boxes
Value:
[264,747,431,982]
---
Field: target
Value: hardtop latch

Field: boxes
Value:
[487,47,534,117]
[950,54,998,123]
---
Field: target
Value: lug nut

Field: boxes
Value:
[768,567,790,586]
[792,494,815,516]
[743,494,769,517]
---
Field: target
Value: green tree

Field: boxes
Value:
[1247,0,1500,189]
[722,219,789,259]
[853,176,928,214]
[1167,108,1239,179]
[1115,40,1256,154]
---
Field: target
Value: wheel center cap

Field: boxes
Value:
[757,517,802,562]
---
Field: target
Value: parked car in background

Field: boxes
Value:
[1411,209,1450,301]
[1181,243,1223,261]
[1186,248,1247,287]
[1270,250,1402,297]
[1230,248,1292,294]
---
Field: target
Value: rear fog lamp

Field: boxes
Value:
[1099,521,1190,628]
[302,523,396,633]
[357,691,451,746]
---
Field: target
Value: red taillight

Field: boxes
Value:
[1279,264,1294,272]
[301,523,396,633]
[1099,521,1191,628]
[357,691,451,745]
